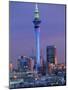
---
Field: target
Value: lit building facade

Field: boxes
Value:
[9,63,13,72]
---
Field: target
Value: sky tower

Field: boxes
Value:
[33,4,41,72]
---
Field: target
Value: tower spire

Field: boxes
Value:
[35,3,38,12]
[34,3,40,20]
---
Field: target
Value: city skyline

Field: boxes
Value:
[9,1,66,67]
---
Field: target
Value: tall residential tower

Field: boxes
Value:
[33,4,41,72]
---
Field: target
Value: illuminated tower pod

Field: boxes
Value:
[33,4,41,71]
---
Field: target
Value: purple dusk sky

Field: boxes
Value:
[9,1,66,67]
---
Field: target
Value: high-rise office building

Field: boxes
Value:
[17,56,29,72]
[46,45,57,64]
[28,57,34,72]
[46,45,58,74]
[17,56,35,72]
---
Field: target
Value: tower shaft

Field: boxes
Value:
[35,28,40,71]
